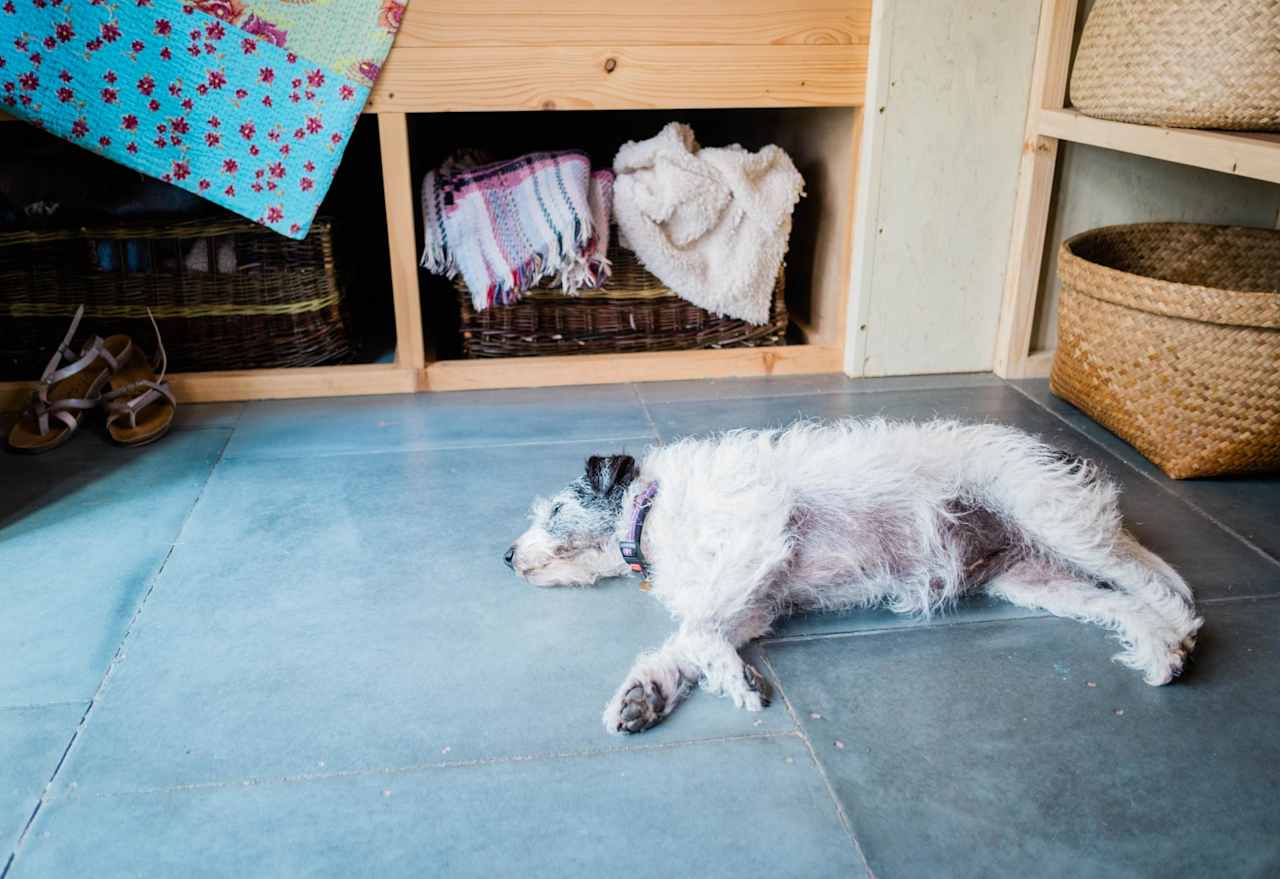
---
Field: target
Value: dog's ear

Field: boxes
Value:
[585,455,637,496]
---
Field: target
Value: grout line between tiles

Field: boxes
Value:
[2,429,235,876]
[1199,593,1280,606]
[767,593,1280,649]
[633,374,1002,407]
[219,433,659,463]
[763,611,1054,646]
[1005,381,1280,571]
[759,649,876,879]
[44,730,799,802]
[630,384,664,444]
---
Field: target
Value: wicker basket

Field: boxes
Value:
[0,217,351,379]
[1069,0,1280,131]
[455,244,788,358]
[1051,223,1280,479]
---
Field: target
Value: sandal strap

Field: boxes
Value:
[38,304,86,383]
[105,380,176,430]
[28,394,97,437]
[44,337,108,387]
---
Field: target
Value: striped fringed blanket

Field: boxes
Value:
[420,151,613,310]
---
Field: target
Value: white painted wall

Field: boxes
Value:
[845,0,1041,376]
[845,0,1280,377]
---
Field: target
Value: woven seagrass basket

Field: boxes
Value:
[1051,223,1280,479]
[1069,0,1280,130]
[0,217,351,378]
[454,243,788,358]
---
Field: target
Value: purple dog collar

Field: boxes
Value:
[619,481,659,577]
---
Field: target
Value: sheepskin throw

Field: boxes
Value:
[0,0,409,239]
[420,151,613,310]
[612,122,804,325]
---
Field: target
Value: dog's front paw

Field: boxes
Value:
[604,678,669,734]
[603,667,691,735]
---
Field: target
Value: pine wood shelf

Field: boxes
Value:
[3,2,871,402]
[994,0,1280,380]
[1038,109,1280,186]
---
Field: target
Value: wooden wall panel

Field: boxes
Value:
[368,46,865,113]
[397,1,871,48]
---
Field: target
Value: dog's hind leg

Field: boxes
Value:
[986,560,1192,685]
[977,450,1201,672]
[1084,531,1201,651]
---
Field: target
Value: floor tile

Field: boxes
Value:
[0,428,230,536]
[0,431,228,707]
[14,736,860,879]
[647,383,1029,439]
[634,372,1001,405]
[0,704,83,858]
[225,386,655,460]
[1014,379,1280,563]
[765,598,1280,879]
[648,384,1280,602]
[172,402,244,431]
[55,440,792,795]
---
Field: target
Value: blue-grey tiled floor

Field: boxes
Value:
[2,374,1277,878]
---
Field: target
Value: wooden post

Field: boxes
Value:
[993,0,1078,379]
[378,112,427,374]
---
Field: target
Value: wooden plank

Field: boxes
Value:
[168,364,419,402]
[1022,349,1055,379]
[397,1,870,47]
[368,46,866,113]
[1038,109,1280,186]
[421,346,843,392]
[795,107,860,347]
[377,113,427,370]
[842,0,892,376]
[0,365,419,409]
[993,0,1078,379]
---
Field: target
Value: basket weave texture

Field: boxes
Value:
[1051,223,1280,479]
[0,218,351,378]
[455,243,788,358]
[1069,0,1280,130]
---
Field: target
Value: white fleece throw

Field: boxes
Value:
[612,123,804,325]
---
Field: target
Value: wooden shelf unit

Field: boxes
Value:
[994,0,1280,379]
[1,1,871,406]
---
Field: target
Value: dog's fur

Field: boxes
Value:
[507,419,1202,734]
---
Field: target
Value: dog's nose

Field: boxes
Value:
[504,545,516,570]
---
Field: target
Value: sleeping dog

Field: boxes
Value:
[506,419,1201,734]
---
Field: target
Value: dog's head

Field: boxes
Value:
[506,454,637,587]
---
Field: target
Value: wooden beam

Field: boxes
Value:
[377,113,427,370]
[396,1,870,48]
[368,46,865,113]
[993,0,1078,379]
[1038,108,1280,186]
[421,345,843,392]
[0,365,418,409]
[1022,349,1055,379]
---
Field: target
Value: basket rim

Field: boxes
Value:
[1060,222,1280,330]
[0,216,333,246]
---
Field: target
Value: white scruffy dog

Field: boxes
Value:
[506,420,1202,734]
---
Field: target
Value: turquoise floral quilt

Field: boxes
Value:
[0,0,408,238]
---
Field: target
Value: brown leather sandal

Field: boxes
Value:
[103,310,177,447]
[7,306,133,454]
